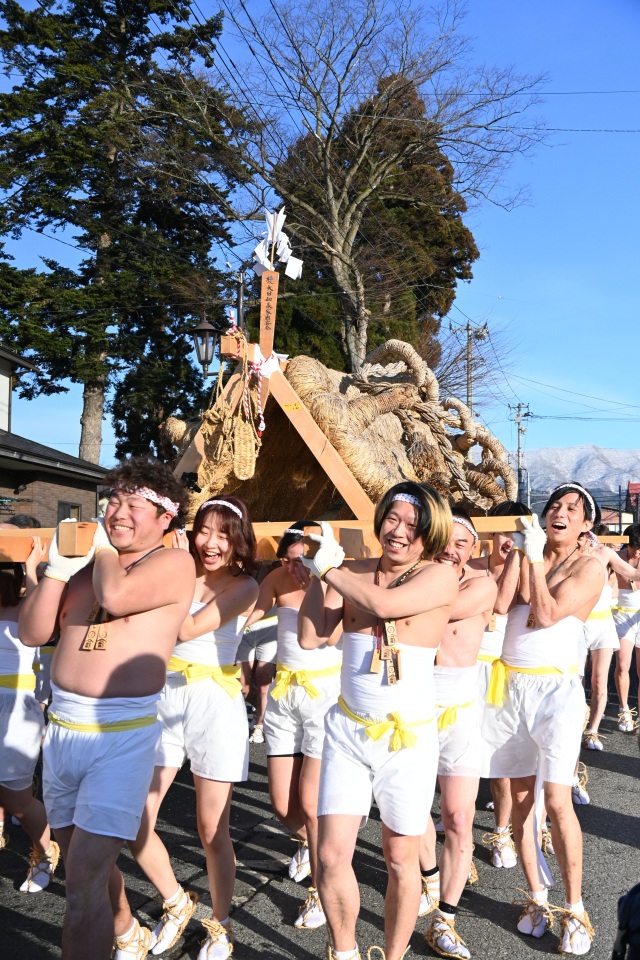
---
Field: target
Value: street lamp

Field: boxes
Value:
[191,315,219,379]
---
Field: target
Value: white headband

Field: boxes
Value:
[118,486,179,517]
[283,527,304,536]
[453,516,478,543]
[553,484,596,520]
[198,498,243,519]
[392,493,421,507]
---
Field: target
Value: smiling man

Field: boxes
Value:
[420,509,497,960]
[19,457,195,960]
[485,483,604,956]
[298,481,459,960]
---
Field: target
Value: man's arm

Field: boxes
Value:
[298,577,344,649]
[178,576,259,641]
[323,562,459,620]
[93,548,195,618]
[494,548,522,614]
[19,577,67,648]
[606,547,640,582]
[529,556,604,627]
[450,576,497,622]
[244,573,278,630]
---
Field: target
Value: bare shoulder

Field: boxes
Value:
[417,561,459,595]
[343,558,377,575]
[467,556,487,572]
[462,569,498,600]
[571,554,605,583]
[154,547,195,576]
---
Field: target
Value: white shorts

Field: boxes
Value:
[317,702,439,835]
[43,719,160,840]
[0,691,44,791]
[584,616,620,653]
[156,675,249,782]
[263,672,340,759]
[236,621,278,664]
[613,609,640,647]
[482,672,585,785]
[437,700,483,778]
[477,660,495,705]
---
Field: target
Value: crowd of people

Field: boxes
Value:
[0,457,638,960]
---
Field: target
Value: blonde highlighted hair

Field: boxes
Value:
[374,481,452,560]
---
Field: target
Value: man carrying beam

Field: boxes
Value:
[298,481,458,960]
[19,457,195,960]
[484,483,603,956]
[420,508,497,959]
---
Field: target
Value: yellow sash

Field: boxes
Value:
[167,657,242,698]
[437,701,475,731]
[0,673,36,692]
[486,659,579,707]
[40,645,56,655]
[477,653,499,664]
[612,606,640,614]
[271,661,341,701]
[48,712,157,733]
[338,695,433,751]
[587,608,613,620]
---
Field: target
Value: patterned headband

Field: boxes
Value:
[553,484,596,520]
[453,516,478,543]
[198,498,243,519]
[392,493,421,507]
[124,486,179,517]
[283,527,304,536]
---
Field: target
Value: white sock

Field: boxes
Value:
[120,919,137,940]
[496,826,509,834]
[529,889,547,903]
[165,886,185,905]
[438,910,456,921]
[218,917,229,928]
[334,948,359,960]
[565,900,584,914]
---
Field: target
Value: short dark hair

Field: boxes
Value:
[623,524,640,548]
[192,496,258,575]
[7,514,41,529]
[593,522,610,536]
[374,481,452,560]
[104,456,188,531]
[0,563,24,606]
[541,483,600,525]
[276,520,310,559]
[489,500,529,517]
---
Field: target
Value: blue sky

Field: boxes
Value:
[6,0,640,466]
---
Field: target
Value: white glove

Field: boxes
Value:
[44,521,96,583]
[511,531,525,554]
[520,514,546,564]
[300,521,345,580]
[92,517,117,555]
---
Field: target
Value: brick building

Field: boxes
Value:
[0,346,107,525]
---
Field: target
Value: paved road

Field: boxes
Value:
[1,678,638,960]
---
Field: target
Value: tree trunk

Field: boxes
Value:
[79,377,106,463]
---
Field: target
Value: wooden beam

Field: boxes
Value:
[259,270,279,359]
[266,371,375,522]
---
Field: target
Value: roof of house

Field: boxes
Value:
[0,346,39,372]
[0,430,107,483]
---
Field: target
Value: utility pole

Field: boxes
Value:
[449,319,488,412]
[509,403,531,504]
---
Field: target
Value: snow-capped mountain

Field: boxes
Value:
[515,445,640,496]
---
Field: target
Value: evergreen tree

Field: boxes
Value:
[0,0,251,460]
